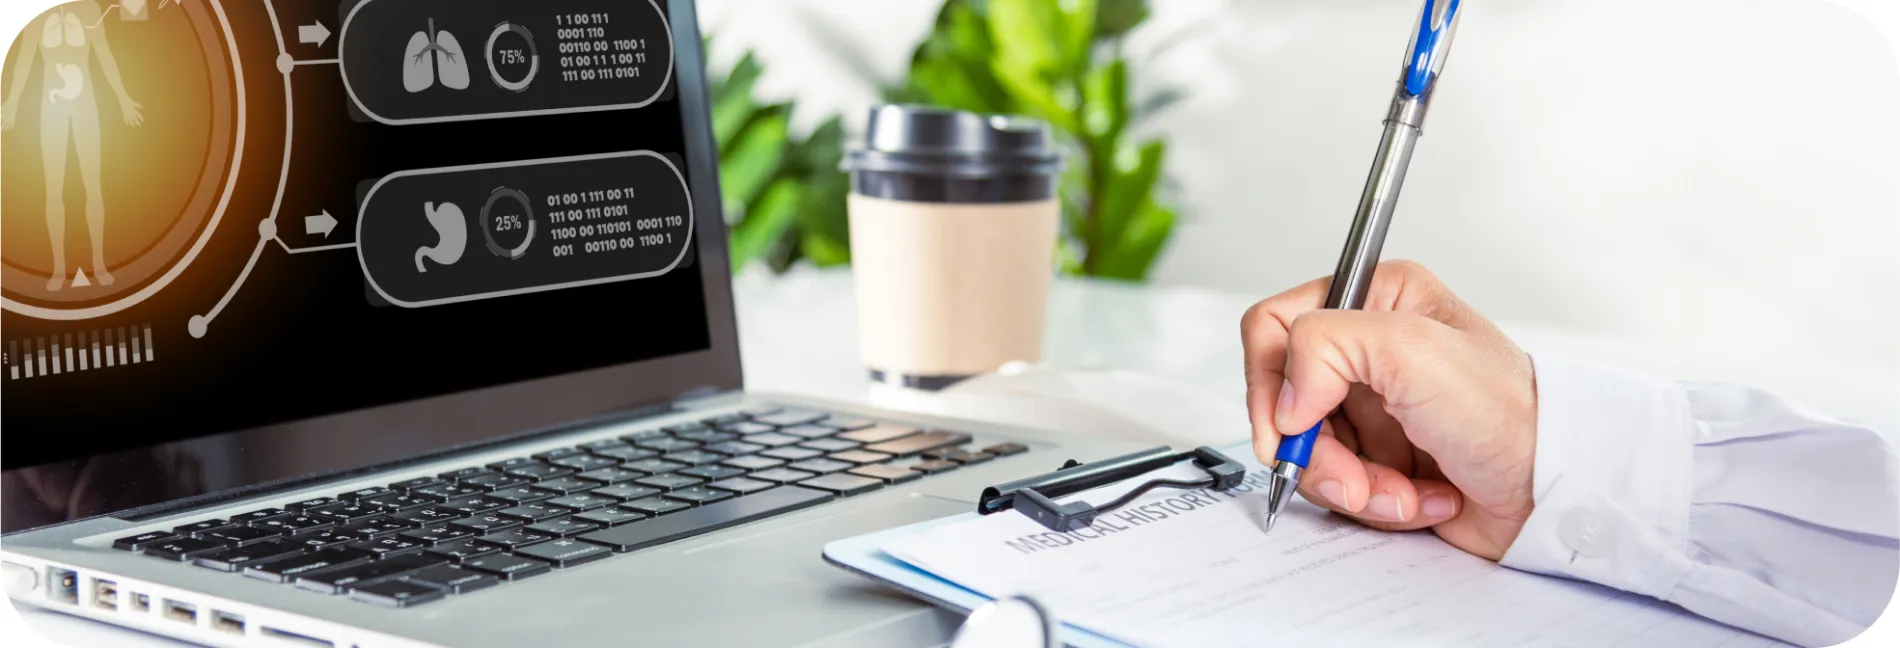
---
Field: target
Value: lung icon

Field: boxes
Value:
[402,19,470,94]
[415,202,467,273]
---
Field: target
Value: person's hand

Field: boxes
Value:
[1242,261,1538,560]
[2,99,18,132]
[120,96,144,127]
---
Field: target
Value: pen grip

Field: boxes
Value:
[1274,422,1322,468]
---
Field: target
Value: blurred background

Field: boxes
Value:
[699,0,1898,422]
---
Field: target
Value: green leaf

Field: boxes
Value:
[712,52,766,147]
[1094,199,1175,280]
[1094,0,1150,38]
[1062,0,1099,73]
[987,0,1069,78]
[719,109,789,220]
[729,180,803,274]
[1081,59,1128,142]
[1093,139,1165,265]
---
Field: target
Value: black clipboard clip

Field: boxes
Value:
[977,446,1247,533]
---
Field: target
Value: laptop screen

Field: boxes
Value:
[0,0,736,532]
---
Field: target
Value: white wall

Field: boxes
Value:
[701,0,1900,403]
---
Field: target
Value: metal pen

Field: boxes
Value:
[1263,0,1463,533]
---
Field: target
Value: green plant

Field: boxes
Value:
[714,0,1181,280]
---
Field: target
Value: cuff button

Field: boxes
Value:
[1559,509,1617,557]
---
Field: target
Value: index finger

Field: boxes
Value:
[1241,275,1333,465]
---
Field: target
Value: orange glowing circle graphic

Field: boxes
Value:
[0,0,243,320]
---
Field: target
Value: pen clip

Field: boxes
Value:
[1403,0,1463,97]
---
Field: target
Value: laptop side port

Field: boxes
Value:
[91,578,119,610]
[212,610,247,635]
[260,626,335,647]
[48,568,77,604]
[164,599,198,624]
[131,592,152,613]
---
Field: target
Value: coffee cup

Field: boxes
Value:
[842,105,1064,390]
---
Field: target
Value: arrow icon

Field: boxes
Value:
[299,21,332,48]
[304,211,338,237]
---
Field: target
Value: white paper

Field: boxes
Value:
[882,456,1786,648]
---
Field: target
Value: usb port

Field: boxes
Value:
[48,568,77,604]
[131,592,151,613]
[92,578,119,610]
[212,610,246,635]
[164,599,198,624]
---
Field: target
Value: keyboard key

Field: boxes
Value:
[461,553,552,581]
[487,486,558,505]
[402,565,498,594]
[722,456,787,472]
[839,424,918,444]
[196,526,280,547]
[797,474,884,496]
[742,433,802,447]
[448,514,522,535]
[525,518,601,538]
[456,472,530,491]
[229,508,292,524]
[747,468,816,484]
[497,503,573,523]
[707,478,777,494]
[338,487,392,502]
[703,412,749,426]
[635,437,699,453]
[590,484,661,501]
[438,496,512,516]
[113,531,177,552]
[820,416,877,431]
[350,579,447,608]
[145,537,228,561]
[194,540,302,572]
[672,429,737,444]
[580,438,633,452]
[573,507,647,528]
[411,484,485,501]
[287,497,342,512]
[532,476,606,494]
[623,458,687,474]
[576,467,645,484]
[827,450,893,465]
[399,523,476,546]
[799,438,861,452]
[546,493,618,511]
[251,515,335,536]
[475,528,556,550]
[402,565,499,594]
[619,428,670,443]
[983,442,1029,457]
[703,441,765,456]
[550,454,621,472]
[309,503,384,524]
[589,445,661,462]
[762,447,824,461]
[485,457,539,471]
[680,464,745,481]
[515,538,613,568]
[579,487,833,553]
[425,538,501,563]
[664,487,732,506]
[848,464,924,485]
[363,493,434,512]
[244,547,373,583]
[908,460,960,474]
[503,463,576,481]
[172,519,232,536]
[532,447,586,461]
[787,458,854,475]
[297,553,445,594]
[718,421,776,435]
[617,497,690,516]
[295,529,368,550]
[954,452,995,465]
[346,537,428,560]
[437,466,492,481]
[392,508,462,525]
[635,474,704,491]
[778,424,839,439]
[864,431,973,457]
[752,409,827,427]
[662,450,726,466]
[346,516,419,538]
[390,477,445,492]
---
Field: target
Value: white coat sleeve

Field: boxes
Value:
[1499,354,1900,647]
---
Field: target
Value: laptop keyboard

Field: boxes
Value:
[110,406,1028,608]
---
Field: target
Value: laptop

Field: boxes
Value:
[0,0,1143,645]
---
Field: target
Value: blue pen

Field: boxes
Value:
[1262,0,1462,533]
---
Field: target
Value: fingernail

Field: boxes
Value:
[1368,492,1403,522]
[1316,480,1348,510]
[1422,493,1457,518]
[1274,379,1297,431]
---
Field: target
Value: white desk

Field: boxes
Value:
[14,269,1895,646]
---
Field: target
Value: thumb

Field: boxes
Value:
[1273,310,1454,436]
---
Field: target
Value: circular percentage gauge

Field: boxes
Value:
[481,187,536,260]
[486,22,539,93]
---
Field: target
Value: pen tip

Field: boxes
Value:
[1264,513,1278,533]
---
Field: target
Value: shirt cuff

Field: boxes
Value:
[1497,353,1699,600]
